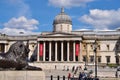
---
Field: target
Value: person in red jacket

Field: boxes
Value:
[68,73,71,80]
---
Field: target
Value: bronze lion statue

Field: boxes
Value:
[0,41,42,70]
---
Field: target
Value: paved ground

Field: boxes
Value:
[44,70,71,80]
[99,78,120,80]
[43,66,120,80]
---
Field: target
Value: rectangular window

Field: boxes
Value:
[98,56,101,63]
[115,56,119,65]
[0,44,5,53]
[91,45,93,49]
[106,56,110,64]
[83,45,86,50]
[107,45,109,50]
[83,56,86,62]
[90,56,94,62]
[98,45,100,50]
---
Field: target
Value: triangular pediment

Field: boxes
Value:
[45,32,77,37]
[39,32,82,41]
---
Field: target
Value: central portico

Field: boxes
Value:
[37,33,82,62]
[37,8,83,63]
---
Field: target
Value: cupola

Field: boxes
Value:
[53,7,72,33]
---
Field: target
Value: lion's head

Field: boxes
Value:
[7,41,30,61]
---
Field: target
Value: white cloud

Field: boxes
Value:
[48,0,94,8]
[74,28,91,31]
[0,16,39,35]
[79,8,120,30]
[0,28,40,35]
[4,16,39,31]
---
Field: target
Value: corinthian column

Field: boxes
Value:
[4,44,8,53]
[67,41,69,61]
[49,41,51,61]
[37,42,40,62]
[43,41,46,61]
[55,41,58,61]
[61,41,63,61]
[73,41,75,62]
[80,41,82,62]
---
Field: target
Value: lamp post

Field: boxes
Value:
[94,39,98,79]
[116,55,119,66]
[84,55,87,70]
[84,43,87,70]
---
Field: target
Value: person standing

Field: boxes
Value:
[78,72,83,80]
[115,71,118,78]
[72,66,75,72]
[68,73,71,80]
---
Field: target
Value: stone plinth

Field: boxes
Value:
[0,71,45,80]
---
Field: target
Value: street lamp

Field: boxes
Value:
[116,55,119,66]
[84,43,87,70]
[84,55,87,70]
[93,39,98,79]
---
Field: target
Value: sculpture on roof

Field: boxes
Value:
[0,41,42,70]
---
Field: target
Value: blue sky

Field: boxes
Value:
[0,0,120,35]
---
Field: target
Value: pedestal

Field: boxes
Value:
[0,71,45,80]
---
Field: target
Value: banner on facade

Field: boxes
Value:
[75,43,80,56]
[39,43,43,57]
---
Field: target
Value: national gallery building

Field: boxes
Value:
[0,8,120,69]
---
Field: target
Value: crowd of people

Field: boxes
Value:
[68,66,99,80]
[78,72,96,80]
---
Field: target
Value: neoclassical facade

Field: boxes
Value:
[0,8,120,69]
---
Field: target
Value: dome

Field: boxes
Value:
[53,8,72,25]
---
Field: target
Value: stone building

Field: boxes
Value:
[0,8,120,69]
